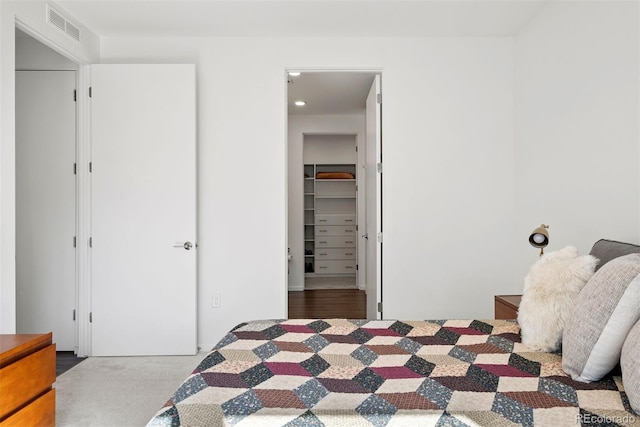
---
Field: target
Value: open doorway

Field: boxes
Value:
[15,28,78,352]
[286,71,382,319]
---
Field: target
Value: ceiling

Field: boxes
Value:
[287,72,375,115]
[54,0,549,116]
[56,1,549,38]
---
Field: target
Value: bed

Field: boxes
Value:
[147,318,637,426]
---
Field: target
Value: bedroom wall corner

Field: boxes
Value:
[513,0,640,282]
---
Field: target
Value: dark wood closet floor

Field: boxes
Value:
[56,351,87,376]
[288,289,366,319]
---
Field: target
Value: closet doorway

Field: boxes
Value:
[304,135,358,289]
[287,71,382,319]
[15,29,78,351]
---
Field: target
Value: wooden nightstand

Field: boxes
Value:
[495,295,522,320]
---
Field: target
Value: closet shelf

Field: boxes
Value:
[304,163,357,278]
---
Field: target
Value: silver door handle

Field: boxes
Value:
[362,234,368,239]
[174,241,193,250]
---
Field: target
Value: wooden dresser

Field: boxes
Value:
[494,295,522,320]
[0,333,55,427]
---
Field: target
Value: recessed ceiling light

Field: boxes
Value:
[295,100,306,106]
[288,72,301,77]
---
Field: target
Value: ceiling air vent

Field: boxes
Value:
[46,5,80,42]
[65,22,80,42]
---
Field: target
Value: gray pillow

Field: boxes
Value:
[622,319,640,414]
[562,253,640,382]
[589,239,640,271]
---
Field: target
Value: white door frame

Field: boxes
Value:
[14,18,93,356]
[284,68,383,317]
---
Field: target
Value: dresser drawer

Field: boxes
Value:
[0,389,55,427]
[316,248,356,260]
[0,344,56,419]
[316,236,357,248]
[316,260,356,274]
[316,225,356,236]
[316,214,356,226]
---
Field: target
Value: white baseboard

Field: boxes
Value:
[288,284,304,291]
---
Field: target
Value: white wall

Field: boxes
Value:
[0,1,99,333]
[101,36,515,347]
[4,1,633,348]
[289,117,364,291]
[513,1,640,279]
[303,134,357,164]
[16,29,77,71]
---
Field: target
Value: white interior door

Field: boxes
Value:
[365,75,382,319]
[16,70,77,351]
[91,64,197,356]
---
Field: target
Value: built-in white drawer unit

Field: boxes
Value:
[315,225,356,236]
[315,214,356,226]
[315,248,356,260]
[315,236,357,248]
[315,260,357,274]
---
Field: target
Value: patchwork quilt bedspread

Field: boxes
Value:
[148,319,637,426]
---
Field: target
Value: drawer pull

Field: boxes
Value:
[345,229,354,233]
[319,219,327,222]
[319,241,327,244]
[319,266,328,269]
[345,252,353,256]
[345,266,354,269]
[319,230,327,233]
[319,253,328,256]
[345,219,354,222]
[345,241,354,244]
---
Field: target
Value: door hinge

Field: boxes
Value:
[89,237,93,248]
[377,232,383,243]
[377,162,382,173]
[89,162,92,173]
[73,236,76,248]
[377,302,383,313]
[377,93,382,104]
[89,312,93,323]
[73,163,77,175]
[356,264,358,271]
[355,146,358,152]
[73,89,77,102]
[73,309,76,321]
[89,87,92,98]
[356,184,358,192]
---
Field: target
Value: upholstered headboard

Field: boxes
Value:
[589,239,640,271]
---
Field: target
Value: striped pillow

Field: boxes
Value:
[562,253,640,382]
[622,319,640,414]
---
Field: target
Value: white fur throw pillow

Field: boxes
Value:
[517,246,597,352]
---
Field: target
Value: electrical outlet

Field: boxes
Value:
[212,293,221,308]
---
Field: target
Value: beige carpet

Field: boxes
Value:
[54,351,207,426]
[305,276,357,290]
